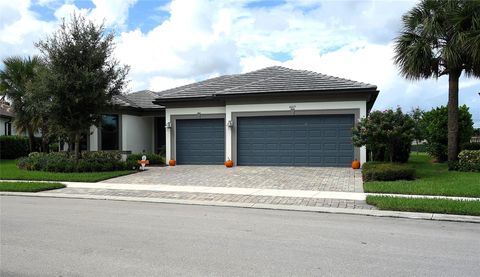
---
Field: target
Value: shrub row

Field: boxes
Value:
[17,151,138,172]
[461,142,480,151]
[126,153,165,165]
[457,150,480,172]
[362,162,416,181]
[0,136,29,159]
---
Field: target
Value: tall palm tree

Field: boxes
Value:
[0,56,42,152]
[394,0,480,164]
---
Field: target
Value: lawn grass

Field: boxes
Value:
[366,196,480,216]
[0,159,135,182]
[364,154,480,197]
[0,181,66,192]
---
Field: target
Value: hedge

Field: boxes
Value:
[457,150,480,172]
[126,153,165,165]
[362,162,416,181]
[17,151,139,172]
[0,136,29,159]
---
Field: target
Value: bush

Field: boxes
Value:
[461,142,480,151]
[353,108,414,163]
[420,105,474,162]
[17,151,134,172]
[0,136,30,159]
[457,150,480,172]
[362,162,416,181]
[126,153,165,165]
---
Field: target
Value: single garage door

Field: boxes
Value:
[237,115,354,167]
[176,118,225,165]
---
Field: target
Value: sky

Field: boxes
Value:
[1,0,479,126]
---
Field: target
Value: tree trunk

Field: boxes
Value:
[447,72,460,164]
[74,132,81,162]
[27,127,35,153]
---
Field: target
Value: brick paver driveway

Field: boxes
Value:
[103,166,363,192]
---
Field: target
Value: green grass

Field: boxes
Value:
[367,196,480,216]
[0,160,135,182]
[364,154,480,197]
[0,181,66,192]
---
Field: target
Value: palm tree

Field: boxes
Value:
[393,0,480,165]
[0,56,42,152]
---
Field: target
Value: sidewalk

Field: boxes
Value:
[2,180,479,223]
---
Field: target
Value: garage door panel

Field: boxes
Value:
[237,115,354,167]
[176,119,224,165]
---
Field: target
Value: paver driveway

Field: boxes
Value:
[103,166,363,192]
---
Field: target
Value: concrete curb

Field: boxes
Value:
[1,191,479,224]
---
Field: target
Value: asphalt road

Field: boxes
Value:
[1,196,479,277]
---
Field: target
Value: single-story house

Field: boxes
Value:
[88,66,379,167]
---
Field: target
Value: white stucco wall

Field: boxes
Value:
[165,101,368,165]
[121,114,154,153]
[89,126,98,151]
[0,117,16,136]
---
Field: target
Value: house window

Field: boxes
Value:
[5,122,11,136]
[101,114,119,150]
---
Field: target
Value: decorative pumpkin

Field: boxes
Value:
[225,159,233,168]
[351,159,360,169]
[169,159,176,166]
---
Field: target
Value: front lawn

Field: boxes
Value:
[0,181,66,192]
[0,160,135,182]
[364,154,480,197]
[367,196,480,216]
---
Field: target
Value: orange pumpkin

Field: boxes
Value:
[169,159,176,166]
[225,159,233,168]
[351,159,360,169]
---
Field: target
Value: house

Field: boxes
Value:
[0,99,15,136]
[89,66,378,167]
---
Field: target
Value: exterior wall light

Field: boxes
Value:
[226,120,234,127]
[165,122,172,129]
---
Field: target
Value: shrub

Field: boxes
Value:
[362,162,416,181]
[420,105,474,162]
[0,136,30,159]
[16,151,133,172]
[126,153,165,165]
[353,108,414,163]
[461,142,480,151]
[457,150,480,172]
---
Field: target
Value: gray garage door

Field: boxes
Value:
[237,115,354,167]
[176,118,225,165]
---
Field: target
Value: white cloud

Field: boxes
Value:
[1,0,479,126]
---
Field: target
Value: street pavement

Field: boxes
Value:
[1,196,479,276]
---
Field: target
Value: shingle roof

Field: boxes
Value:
[112,90,162,110]
[155,66,377,100]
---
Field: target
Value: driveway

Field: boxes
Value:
[103,165,363,192]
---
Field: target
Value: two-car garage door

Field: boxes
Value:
[237,115,354,167]
[175,114,354,167]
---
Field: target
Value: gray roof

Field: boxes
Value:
[112,90,162,110]
[155,66,377,100]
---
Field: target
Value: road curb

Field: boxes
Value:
[1,191,479,224]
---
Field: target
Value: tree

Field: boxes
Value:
[352,108,415,163]
[36,13,129,160]
[0,56,42,152]
[393,0,480,166]
[420,105,474,162]
[410,107,425,149]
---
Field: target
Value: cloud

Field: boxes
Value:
[1,0,479,126]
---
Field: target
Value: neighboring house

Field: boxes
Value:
[0,99,15,136]
[151,66,379,167]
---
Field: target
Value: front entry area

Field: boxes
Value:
[237,114,354,167]
[175,118,225,165]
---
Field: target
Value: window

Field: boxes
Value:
[5,121,11,136]
[101,114,119,150]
